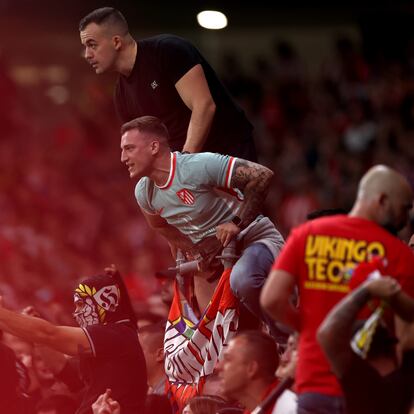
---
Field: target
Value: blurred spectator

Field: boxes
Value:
[217,330,280,413]
[0,266,147,414]
[36,394,78,414]
[261,165,414,414]
[155,270,176,308]
[183,395,229,414]
[318,277,414,414]
[138,321,167,395]
[274,332,298,414]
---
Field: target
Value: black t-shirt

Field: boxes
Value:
[77,322,147,414]
[114,34,256,161]
[340,350,414,414]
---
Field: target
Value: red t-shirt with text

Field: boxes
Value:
[273,215,414,396]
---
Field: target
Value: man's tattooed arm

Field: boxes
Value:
[229,159,274,228]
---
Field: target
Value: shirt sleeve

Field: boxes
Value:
[159,36,203,84]
[188,153,236,189]
[134,178,156,214]
[272,225,306,278]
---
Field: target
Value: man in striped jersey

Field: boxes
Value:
[120,115,286,341]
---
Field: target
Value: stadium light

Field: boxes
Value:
[197,10,228,30]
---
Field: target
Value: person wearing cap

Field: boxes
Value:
[317,277,414,414]
[0,265,147,414]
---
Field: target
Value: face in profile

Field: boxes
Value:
[217,337,249,400]
[80,23,119,74]
[120,130,154,180]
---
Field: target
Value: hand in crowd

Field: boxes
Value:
[216,222,241,247]
[364,277,401,300]
[92,389,121,414]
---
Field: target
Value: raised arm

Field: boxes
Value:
[317,277,404,377]
[0,305,90,356]
[176,64,216,153]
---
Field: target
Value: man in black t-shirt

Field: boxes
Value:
[79,7,257,161]
[0,265,147,414]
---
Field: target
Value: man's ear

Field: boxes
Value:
[155,346,164,363]
[150,140,160,155]
[246,360,259,380]
[113,35,122,51]
[378,192,389,207]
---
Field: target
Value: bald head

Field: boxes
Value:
[357,165,412,201]
[352,165,413,234]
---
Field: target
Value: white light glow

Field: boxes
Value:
[197,10,228,30]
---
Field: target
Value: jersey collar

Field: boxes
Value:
[156,152,176,190]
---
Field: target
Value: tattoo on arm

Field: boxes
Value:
[229,159,273,227]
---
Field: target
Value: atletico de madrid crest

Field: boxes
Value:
[176,188,195,205]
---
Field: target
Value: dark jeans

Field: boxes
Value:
[297,392,346,414]
[229,243,290,343]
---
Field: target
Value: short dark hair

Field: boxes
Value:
[306,208,348,221]
[79,7,129,34]
[121,116,170,143]
[236,330,279,379]
[187,395,227,414]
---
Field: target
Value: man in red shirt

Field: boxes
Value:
[260,164,414,414]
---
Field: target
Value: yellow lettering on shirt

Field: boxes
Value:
[304,235,385,292]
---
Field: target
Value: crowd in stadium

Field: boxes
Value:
[1,8,414,412]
